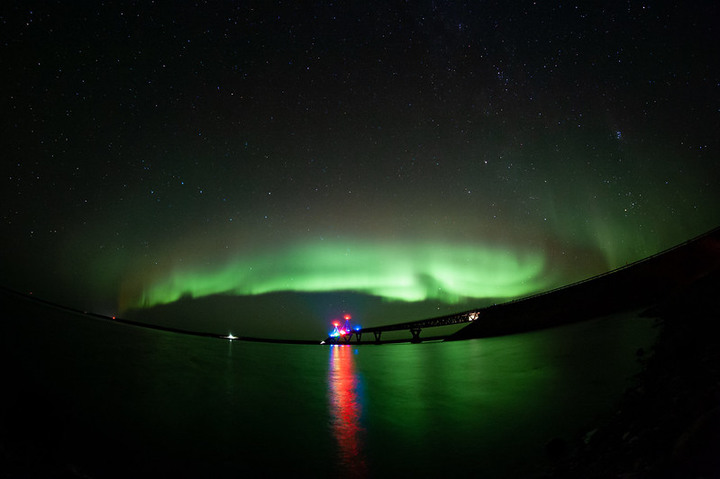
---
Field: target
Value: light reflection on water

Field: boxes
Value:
[0,296,660,477]
[328,345,367,476]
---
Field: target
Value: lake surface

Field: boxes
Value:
[1,298,658,478]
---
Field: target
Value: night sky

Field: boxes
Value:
[2,1,718,339]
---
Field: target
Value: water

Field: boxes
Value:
[1,298,657,478]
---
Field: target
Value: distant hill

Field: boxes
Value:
[449,226,720,340]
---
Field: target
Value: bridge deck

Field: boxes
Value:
[322,310,479,344]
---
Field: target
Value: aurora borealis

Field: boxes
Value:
[124,239,548,309]
[1,2,719,338]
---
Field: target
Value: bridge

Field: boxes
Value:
[321,310,480,345]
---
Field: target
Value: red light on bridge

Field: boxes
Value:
[344,314,351,320]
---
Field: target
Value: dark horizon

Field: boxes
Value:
[4,224,718,343]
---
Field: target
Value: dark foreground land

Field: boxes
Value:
[526,228,720,478]
[545,269,720,479]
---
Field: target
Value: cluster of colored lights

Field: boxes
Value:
[329,314,361,338]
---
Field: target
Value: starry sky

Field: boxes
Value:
[2,1,718,339]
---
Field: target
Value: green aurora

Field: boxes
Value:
[126,240,548,310]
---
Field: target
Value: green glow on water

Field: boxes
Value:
[129,240,547,309]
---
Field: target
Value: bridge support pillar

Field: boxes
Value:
[355,332,362,343]
[410,328,422,343]
[373,331,382,342]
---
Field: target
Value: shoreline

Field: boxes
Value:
[546,271,720,478]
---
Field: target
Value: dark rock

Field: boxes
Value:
[545,437,567,461]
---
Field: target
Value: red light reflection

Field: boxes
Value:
[328,345,366,476]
